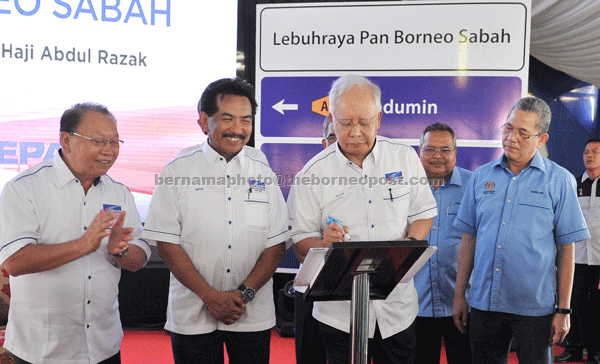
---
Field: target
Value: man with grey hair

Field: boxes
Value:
[415,122,473,364]
[452,97,589,364]
[289,74,437,364]
[0,102,151,363]
[322,115,336,148]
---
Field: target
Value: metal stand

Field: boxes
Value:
[350,273,370,364]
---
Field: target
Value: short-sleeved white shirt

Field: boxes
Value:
[0,152,151,364]
[289,136,437,339]
[141,142,290,335]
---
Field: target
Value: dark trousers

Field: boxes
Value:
[564,264,600,355]
[318,318,417,364]
[170,329,271,364]
[294,291,327,364]
[415,315,472,364]
[469,308,553,364]
[14,352,121,364]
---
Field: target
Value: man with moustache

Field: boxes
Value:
[555,139,600,364]
[414,123,473,364]
[289,74,437,364]
[142,78,289,364]
[452,97,589,364]
[0,102,151,364]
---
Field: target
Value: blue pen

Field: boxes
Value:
[325,215,351,241]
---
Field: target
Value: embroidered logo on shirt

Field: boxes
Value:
[385,171,403,184]
[103,204,122,213]
[483,182,495,195]
[249,179,266,192]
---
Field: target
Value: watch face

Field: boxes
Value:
[242,288,255,302]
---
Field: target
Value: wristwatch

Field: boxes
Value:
[555,308,572,315]
[238,284,256,302]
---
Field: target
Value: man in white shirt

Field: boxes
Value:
[141,78,289,364]
[0,103,151,364]
[289,74,437,364]
[556,139,600,364]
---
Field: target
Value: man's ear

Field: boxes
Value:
[60,131,71,153]
[198,112,209,135]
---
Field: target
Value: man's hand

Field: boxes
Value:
[452,295,469,334]
[550,313,570,346]
[323,222,349,245]
[204,290,246,325]
[79,210,117,254]
[107,211,134,257]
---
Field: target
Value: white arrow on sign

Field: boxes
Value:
[272,99,298,115]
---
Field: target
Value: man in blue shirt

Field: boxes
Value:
[452,97,589,364]
[415,123,473,364]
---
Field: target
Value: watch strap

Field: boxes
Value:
[555,308,572,315]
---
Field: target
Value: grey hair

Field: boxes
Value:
[419,122,457,149]
[507,97,551,134]
[328,75,382,117]
[322,115,334,138]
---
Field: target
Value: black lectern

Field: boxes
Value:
[303,240,435,364]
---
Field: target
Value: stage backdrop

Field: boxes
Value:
[0,1,238,220]
[251,0,531,271]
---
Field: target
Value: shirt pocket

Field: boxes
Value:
[516,194,553,235]
[245,191,269,229]
[380,185,411,228]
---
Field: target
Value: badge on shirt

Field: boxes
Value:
[484,182,495,195]
[385,171,403,184]
[249,179,266,193]
[103,204,122,213]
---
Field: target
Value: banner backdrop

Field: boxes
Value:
[0,1,237,219]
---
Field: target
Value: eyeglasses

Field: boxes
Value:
[333,114,378,131]
[500,124,541,140]
[69,132,124,148]
[422,147,455,157]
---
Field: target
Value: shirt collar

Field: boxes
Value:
[582,170,598,182]
[201,140,246,169]
[334,136,379,169]
[447,166,464,187]
[53,150,103,189]
[496,150,546,173]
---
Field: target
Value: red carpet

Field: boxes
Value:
[121,330,566,364]
[121,330,296,364]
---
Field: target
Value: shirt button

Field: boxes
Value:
[228,197,231,201]
[228,245,232,249]
[87,300,91,304]
[88,276,91,280]
[368,200,372,204]
[433,282,437,286]
[432,226,436,230]
[495,268,500,272]
[84,226,87,230]
[502,222,506,226]
[498,245,502,249]
[507,199,511,203]
[229,221,232,225]
[227,269,231,273]
[371,224,374,228]
[83,202,86,205]
[87,324,90,329]
[513,177,517,181]
[227,175,230,178]
[220,158,223,161]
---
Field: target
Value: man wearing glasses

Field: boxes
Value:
[452,97,589,364]
[289,74,437,364]
[414,122,473,364]
[0,103,151,363]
